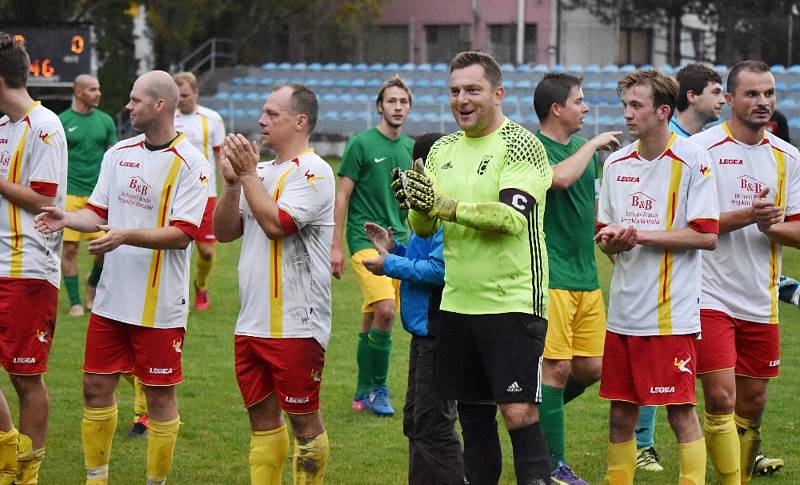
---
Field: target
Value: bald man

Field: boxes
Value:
[36,70,209,485]
[59,75,117,317]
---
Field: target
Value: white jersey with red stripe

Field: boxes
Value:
[88,133,208,328]
[174,105,225,197]
[0,102,67,287]
[235,150,334,348]
[598,132,720,336]
[691,122,800,324]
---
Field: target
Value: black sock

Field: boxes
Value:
[563,375,587,405]
[458,403,501,485]
[508,422,550,485]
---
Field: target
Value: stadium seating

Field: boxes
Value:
[201,62,800,140]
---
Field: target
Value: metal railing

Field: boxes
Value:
[178,38,236,74]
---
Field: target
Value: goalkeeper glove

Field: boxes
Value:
[404,161,458,221]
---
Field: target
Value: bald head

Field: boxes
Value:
[72,74,101,112]
[136,70,179,113]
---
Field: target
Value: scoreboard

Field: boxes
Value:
[1,24,92,83]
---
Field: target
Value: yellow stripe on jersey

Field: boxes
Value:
[201,115,209,160]
[141,137,185,327]
[657,135,682,335]
[6,104,38,277]
[268,164,298,338]
[768,147,787,323]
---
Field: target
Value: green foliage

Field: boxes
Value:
[88,1,136,116]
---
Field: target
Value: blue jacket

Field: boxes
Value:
[382,228,444,337]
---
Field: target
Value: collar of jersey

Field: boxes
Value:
[633,131,677,161]
[721,121,770,147]
[270,147,314,165]
[669,118,691,138]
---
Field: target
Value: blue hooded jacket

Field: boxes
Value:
[382,228,444,337]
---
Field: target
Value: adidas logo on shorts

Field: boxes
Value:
[507,381,523,393]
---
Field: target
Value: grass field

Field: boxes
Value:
[5,156,799,484]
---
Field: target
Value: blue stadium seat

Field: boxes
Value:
[790,82,800,91]
[520,95,533,106]
[417,94,435,104]
[338,93,354,103]
[261,62,277,70]
[552,64,566,72]
[771,64,787,74]
[585,64,601,73]
[340,111,355,120]
[335,78,351,88]
[422,112,438,122]
[321,93,338,103]
[320,78,335,88]
[788,64,800,74]
[433,63,448,72]
[620,64,636,72]
[659,64,675,73]
[432,78,448,88]
[277,62,292,70]
[517,64,533,73]
[789,117,800,128]
[339,63,354,71]
[305,78,320,87]
[218,108,230,117]
[417,63,432,71]
[353,93,370,103]
[602,64,619,73]
[351,78,366,88]
[230,92,245,101]
[367,78,382,88]
[369,63,384,71]
[245,92,261,101]
[515,79,532,90]
[354,63,368,71]
[501,63,515,73]
[233,108,246,118]
[435,94,449,104]
[568,65,584,74]
[533,64,549,73]
[524,113,539,124]
[779,97,797,108]
[777,81,789,92]
[714,64,727,72]
[504,79,515,89]
[585,80,602,90]
[505,94,519,105]
[400,63,415,71]
[246,108,260,118]
[308,62,322,71]
[214,91,230,100]
[355,111,371,121]
[321,111,339,121]
[323,63,338,71]
[639,64,654,71]
[258,77,274,86]
[385,63,400,72]
[243,77,259,86]
[230,77,244,85]
[602,81,617,90]
[292,62,307,70]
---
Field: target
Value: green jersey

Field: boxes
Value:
[537,132,600,291]
[425,118,552,317]
[339,127,413,254]
[59,108,117,196]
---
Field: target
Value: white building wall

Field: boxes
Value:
[556,6,619,66]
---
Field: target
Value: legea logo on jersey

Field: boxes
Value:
[616,175,640,182]
[119,160,140,168]
[629,192,655,210]
[649,386,675,394]
[128,176,151,196]
[719,158,743,165]
[0,137,8,144]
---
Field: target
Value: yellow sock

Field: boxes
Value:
[15,434,44,485]
[82,405,117,485]
[133,378,148,417]
[195,253,214,290]
[146,417,180,483]
[704,412,740,485]
[0,428,17,485]
[293,431,329,485]
[250,424,289,485]
[678,437,706,485]
[605,439,636,485]
[735,414,761,485]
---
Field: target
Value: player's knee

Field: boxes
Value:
[737,390,767,417]
[287,412,324,437]
[9,374,45,399]
[608,402,638,434]
[371,305,395,328]
[197,243,214,260]
[542,359,571,386]
[498,402,537,430]
[666,405,700,437]
[82,374,114,404]
[703,386,735,414]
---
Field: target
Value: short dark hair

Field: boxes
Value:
[273,83,319,133]
[727,60,771,93]
[0,32,30,89]
[413,132,445,162]
[533,73,583,121]
[376,75,412,107]
[674,63,722,112]
[450,51,503,88]
[617,69,679,119]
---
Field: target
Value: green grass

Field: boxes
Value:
[5,157,800,483]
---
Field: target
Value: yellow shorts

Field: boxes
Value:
[351,248,400,313]
[63,195,105,242]
[544,288,606,359]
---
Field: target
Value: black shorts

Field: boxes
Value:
[434,311,547,403]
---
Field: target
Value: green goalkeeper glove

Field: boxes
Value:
[404,160,458,221]
[391,167,409,209]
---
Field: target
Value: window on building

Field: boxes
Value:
[365,25,410,63]
[618,28,652,65]
[426,25,471,63]
[490,24,537,64]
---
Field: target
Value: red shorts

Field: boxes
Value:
[0,278,57,375]
[234,336,325,413]
[697,309,780,378]
[83,313,185,386]
[599,331,697,406]
[196,197,217,244]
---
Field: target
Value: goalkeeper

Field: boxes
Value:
[393,50,553,484]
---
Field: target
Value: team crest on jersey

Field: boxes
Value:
[172,339,182,353]
[476,155,492,175]
[673,356,692,374]
[36,330,48,344]
[304,169,323,191]
[37,130,53,146]
[310,368,322,382]
[699,165,712,178]
[441,160,453,170]
[199,174,209,185]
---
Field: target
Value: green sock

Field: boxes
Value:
[355,332,372,398]
[88,263,103,287]
[563,375,587,404]
[367,328,392,389]
[64,274,81,306]
[540,384,566,470]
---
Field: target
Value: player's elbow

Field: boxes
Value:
[549,172,571,191]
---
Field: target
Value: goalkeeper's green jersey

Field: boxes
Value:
[424,118,552,317]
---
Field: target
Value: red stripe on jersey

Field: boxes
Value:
[291,158,300,166]
[170,220,199,240]
[212,146,221,153]
[160,186,172,227]
[707,137,735,150]
[22,116,31,128]
[278,209,298,235]
[608,151,640,165]
[785,213,800,223]
[30,181,57,196]
[689,218,720,234]
[662,251,670,303]
[86,203,108,219]
[114,140,145,151]
[167,147,190,169]
[661,149,691,168]
[765,139,794,158]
